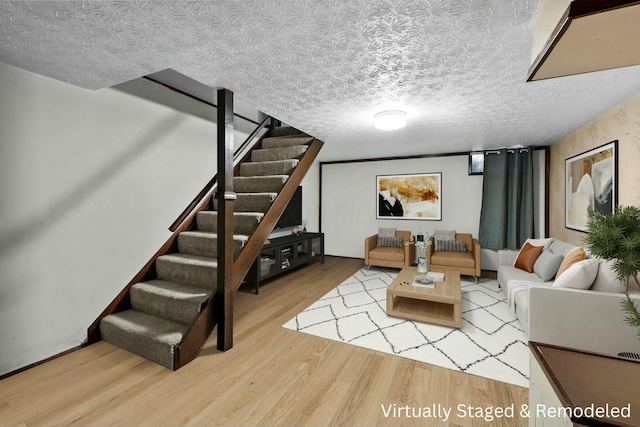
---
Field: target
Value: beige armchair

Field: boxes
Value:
[427,233,481,281]
[365,230,415,269]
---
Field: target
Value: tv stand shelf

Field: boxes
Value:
[247,232,324,293]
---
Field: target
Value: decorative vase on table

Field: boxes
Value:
[417,257,428,274]
[415,233,427,262]
[415,241,425,263]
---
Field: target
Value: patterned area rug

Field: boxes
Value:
[283,267,529,388]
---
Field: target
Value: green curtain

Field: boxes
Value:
[478,148,534,250]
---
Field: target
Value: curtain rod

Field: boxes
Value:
[484,148,530,155]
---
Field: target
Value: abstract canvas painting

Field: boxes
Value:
[565,141,618,231]
[377,173,442,220]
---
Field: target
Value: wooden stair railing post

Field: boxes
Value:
[174,137,323,368]
[88,116,270,345]
[216,88,235,351]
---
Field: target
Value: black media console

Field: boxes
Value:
[246,232,324,293]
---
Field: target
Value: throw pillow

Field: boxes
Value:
[378,227,396,238]
[435,239,466,252]
[533,250,564,282]
[590,258,627,293]
[553,258,599,289]
[513,238,553,266]
[514,242,544,273]
[434,229,456,241]
[555,248,587,280]
[377,235,403,248]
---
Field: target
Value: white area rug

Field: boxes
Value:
[283,267,529,388]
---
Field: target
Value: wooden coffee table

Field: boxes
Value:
[386,267,461,328]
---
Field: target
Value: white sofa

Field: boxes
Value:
[498,238,640,360]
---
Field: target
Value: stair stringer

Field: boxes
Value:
[174,138,324,369]
[231,138,324,293]
[87,127,270,344]
[87,203,202,344]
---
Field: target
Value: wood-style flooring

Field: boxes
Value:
[0,256,528,426]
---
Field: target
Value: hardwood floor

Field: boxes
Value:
[0,256,528,426]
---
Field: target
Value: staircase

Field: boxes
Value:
[95,126,322,369]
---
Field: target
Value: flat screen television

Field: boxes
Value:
[275,186,302,229]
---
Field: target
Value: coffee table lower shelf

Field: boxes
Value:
[387,296,460,327]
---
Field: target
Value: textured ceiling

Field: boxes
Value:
[2,1,640,161]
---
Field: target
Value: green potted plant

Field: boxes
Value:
[585,206,640,339]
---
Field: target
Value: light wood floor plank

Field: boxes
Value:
[0,256,528,426]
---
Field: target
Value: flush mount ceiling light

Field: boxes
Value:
[374,110,407,131]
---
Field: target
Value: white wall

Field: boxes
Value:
[316,150,547,265]
[0,63,249,376]
[319,156,484,259]
[302,161,321,232]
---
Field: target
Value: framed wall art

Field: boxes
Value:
[377,172,442,220]
[565,140,618,232]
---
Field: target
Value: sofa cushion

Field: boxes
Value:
[435,239,466,252]
[498,249,519,267]
[368,246,405,262]
[498,265,546,289]
[590,258,627,293]
[431,251,475,268]
[525,237,553,248]
[549,240,580,257]
[556,248,587,279]
[434,229,456,240]
[378,227,396,238]
[377,235,403,248]
[514,242,544,273]
[553,258,599,289]
[533,249,564,281]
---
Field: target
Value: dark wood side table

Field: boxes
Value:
[529,342,640,427]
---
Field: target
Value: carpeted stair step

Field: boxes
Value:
[130,280,210,326]
[155,253,218,290]
[261,136,314,149]
[177,230,247,259]
[270,126,306,137]
[196,211,263,235]
[100,310,188,369]
[251,145,308,162]
[97,125,322,371]
[240,159,298,177]
[235,175,288,193]
[213,192,277,212]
